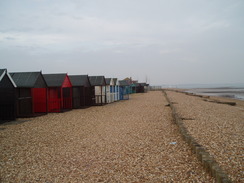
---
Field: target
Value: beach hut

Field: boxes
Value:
[113,78,119,101]
[135,83,145,93]
[0,69,17,122]
[123,77,134,94]
[141,83,149,92]
[119,80,130,100]
[10,71,48,117]
[69,75,93,108]
[89,76,106,105]
[105,78,115,103]
[43,74,72,112]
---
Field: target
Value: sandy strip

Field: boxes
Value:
[166,90,244,183]
[0,91,213,182]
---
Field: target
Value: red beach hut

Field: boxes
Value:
[43,73,72,112]
[10,71,48,117]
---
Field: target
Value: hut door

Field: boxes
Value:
[48,88,61,112]
[18,88,32,116]
[33,88,47,113]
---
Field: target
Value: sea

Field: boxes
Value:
[160,83,244,101]
[185,88,244,100]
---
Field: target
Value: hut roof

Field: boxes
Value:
[119,80,129,86]
[10,72,45,88]
[105,78,112,85]
[0,69,17,87]
[134,83,141,87]
[43,73,67,87]
[69,75,91,87]
[89,76,106,86]
[139,83,149,86]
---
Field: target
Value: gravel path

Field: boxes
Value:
[0,91,213,182]
[166,90,244,183]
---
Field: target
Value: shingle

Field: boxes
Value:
[43,74,66,87]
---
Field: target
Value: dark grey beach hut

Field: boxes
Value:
[69,75,93,108]
[10,71,48,117]
[135,83,144,93]
[0,69,17,122]
[135,83,149,93]
[89,76,106,105]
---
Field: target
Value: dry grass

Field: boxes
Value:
[1,91,213,182]
[166,90,244,183]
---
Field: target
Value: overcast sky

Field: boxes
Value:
[0,0,243,85]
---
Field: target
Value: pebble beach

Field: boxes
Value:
[166,90,244,182]
[1,90,243,182]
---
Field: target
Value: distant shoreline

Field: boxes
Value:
[184,88,244,101]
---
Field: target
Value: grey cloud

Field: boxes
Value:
[0,0,244,85]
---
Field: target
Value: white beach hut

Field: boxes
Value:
[89,76,107,105]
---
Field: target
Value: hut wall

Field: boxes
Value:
[84,86,93,106]
[72,86,85,109]
[144,86,148,92]
[80,86,86,106]
[119,87,123,100]
[0,75,16,121]
[132,86,136,93]
[94,86,106,105]
[136,86,144,93]
[114,86,118,101]
[119,87,129,100]
[114,85,119,101]
[110,86,115,103]
[72,87,81,109]
[102,86,106,104]
[61,75,72,110]
[63,76,72,87]
[106,85,111,103]
[62,87,72,110]
[95,86,102,104]
[91,86,96,105]
[32,74,47,113]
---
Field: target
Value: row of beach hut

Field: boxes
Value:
[0,69,149,122]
